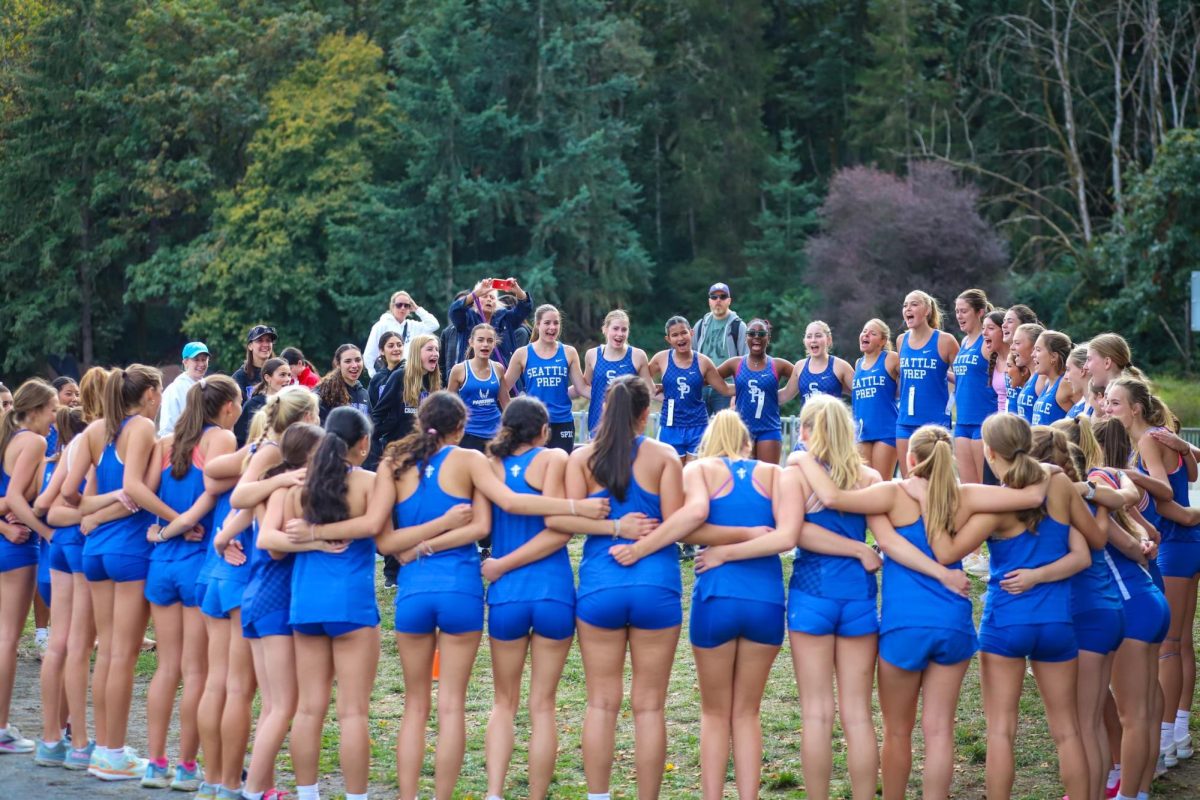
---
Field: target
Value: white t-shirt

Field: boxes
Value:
[158,373,197,436]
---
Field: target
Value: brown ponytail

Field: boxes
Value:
[588,375,651,502]
[102,365,162,443]
[982,413,1046,531]
[170,376,241,478]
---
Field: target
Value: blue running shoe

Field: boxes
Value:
[34,739,68,767]
[170,762,202,792]
[142,760,171,788]
[63,740,95,771]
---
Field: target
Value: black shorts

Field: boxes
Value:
[547,421,575,452]
[459,432,492,453]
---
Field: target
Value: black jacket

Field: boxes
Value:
[318,380,369,426]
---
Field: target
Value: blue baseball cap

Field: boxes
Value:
[182,342,209,359]
[708,282,731,296]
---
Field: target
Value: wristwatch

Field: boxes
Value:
[1084,480,1097,501]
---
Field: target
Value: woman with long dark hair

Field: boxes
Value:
[233,358,292,447]
[315,344,368,424]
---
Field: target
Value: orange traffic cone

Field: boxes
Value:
[431,648,440,682]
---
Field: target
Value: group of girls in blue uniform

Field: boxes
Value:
[0,287,1198,800]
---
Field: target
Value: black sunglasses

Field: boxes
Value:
[709,293,729,300]
[394,301,413,309]
[746,330,768,338]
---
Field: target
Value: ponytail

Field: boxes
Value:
[488,396,549,460]
[170,376,240,478]
[798,394,861,490]
[262,423,324,480]
[245,385,319,469]
[102,364,162,443]
[0,379,57,460]
[385,391,466,475]
[1052,417,1102,473]
[302,406,371,524]
[908,425,958,546]
[982,413,1045,530]
[54,407,87,454]
[1030,425,1078,482]
[588,375,650,502]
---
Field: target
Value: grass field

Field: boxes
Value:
[115,541,1191,799]
[1155,375,1200,429]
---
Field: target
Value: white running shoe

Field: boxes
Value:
[1176,733,1193,759]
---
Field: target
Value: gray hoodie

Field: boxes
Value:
[692,310,748,361]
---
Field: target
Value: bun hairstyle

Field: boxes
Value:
[1030,425,1084,482]
[403,334,442,408]
[588,374,651,502]
[798,394,862,491]
[262,423,324,481]
[697,409,751,460]
[170,375,241,478]
[78,366,111,424]
[908,290,943,330]
[386,390,466,475]
[303,406,372,525]
[1088,333,1148,383]
[664,315,690,336]
[0,379,57,459]
[103,365,162,443]
[1092,416,1135,471]
[1052,416,1102,473]
[908,425,958,546]
[250,358,289,398]
[863,318,894,352]
[1108,376,1176,431]
[1035,330,1072,374]
[316,344,361,411]
[981,412,1046,531]
[985,309,1006,381]
[531,304,561,342]
[488,396,549,460]
[957,288,993,315]
[1007,304,1040,327]
[247,385,319,464]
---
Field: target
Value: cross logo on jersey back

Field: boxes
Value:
[737,467,747,480]
[510,464,521,477]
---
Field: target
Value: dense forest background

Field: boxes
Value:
[1,0,1198,378]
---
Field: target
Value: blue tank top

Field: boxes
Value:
[790,482,877,601]
[0,430,40,566]
[1089,467,1159,599]
[578,437,678,597]
[1005,375,1020,414]
[1067,398,1087,419]
[695,459,782,605]
[197,488,232,584]
[983,515,1072,627]
[1141,441,1200,543]
[661,351,708,429]
[289,465,378,627]
[1016,377,1039,422]
[487,448,574,606]
[241,518,294,624]
[1069,501,1122,615]
[209,495,252,586]
[1031,374,1067,425]
[852,354,898,443]
[45,424,58,458]
[952,335,994,426]
[881,516,974,635]
[523,343,574,424]
[152,445,212,563]
[898,330,951,427]
[588,346,637,433]
[460,362,502,438]
[393,446,480,598]
[797,358,843,405]
[83,418,153,559]
[734,357,781,436]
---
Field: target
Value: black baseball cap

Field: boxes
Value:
[246,325,277,343]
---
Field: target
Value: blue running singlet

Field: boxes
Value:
[897,330,951,429]
[797,358,843,405]
[852,354,898,444]
[695,459,782,607]
[661,351,709,430]
[1015,377,1039,422]
[0,430,39,571]
[460,362,502,439]
[83,418,153,560]
[952,335,995,426]
[791,497,877,602]
[734,358,782,439]
[1031,374,1067,426]
[523,343,574,424]
[881,516,974,636]
[588,346,637,434]
[984,516,1073,628]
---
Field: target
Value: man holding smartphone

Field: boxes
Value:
[447,276,533,367]
[362,290,442,377]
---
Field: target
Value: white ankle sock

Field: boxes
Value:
[587,794,611,800]
[487,795,503,800]
[242,792,264,800]
[42,738,59,747]
[345,794,367,800]
[296,785,319,800]
[1162,722,1175,750]
[1136,793,1149,800]
[1107,764,1121,788]
[1176,709,1191,740]
[35,627,48,642]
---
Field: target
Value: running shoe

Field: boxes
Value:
[1163,740,1179,768]
[216,787,244,799]
[262,789,292,800]
[92,745,149,781]
[195,782,220,800]
[142,760,171,788]
[64,740,95,770]
[962,552,991,580]
[1177,733,1194,759]
[1155,753,1168,778]
[33,739,68,766]
[0,725,34,754]
[171,762,202,791]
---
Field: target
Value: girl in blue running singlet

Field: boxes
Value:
[609,410,804,799]
[1030,330,1073,426]
[479,397,582,800]
[1030,424,1124,798]
[301,392,606,800]
[143,376,241,787]
[1107,377,1200,767]
[895,291,959,478]
[448,323,510,452]
[852,318,900,480]
[648,316,733,462]
[504,305,590,453]
[716,318,795,466]
[1091,416,1173,797]
[1010,323,1045,423]
[0,380,58,755]
[794,423,1048,799]
[952,289,996,483]
[244,422,325,800]
[225,387,320,800]
[931,412,1101,800]
[583,309,653,436]
[779,320,854,410]
[557,375,684,800]
[1064,346,1090,418]
[73,365,166,778]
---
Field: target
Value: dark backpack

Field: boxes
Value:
[438,322,459,384]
